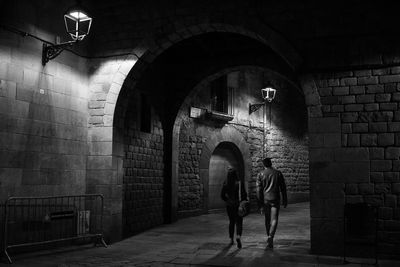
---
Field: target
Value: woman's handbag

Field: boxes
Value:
[238,182,250,217]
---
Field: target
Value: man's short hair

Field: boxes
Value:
[263,157,272,167]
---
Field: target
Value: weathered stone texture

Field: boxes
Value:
[122,93,164,236]
[311,66,400,256]
[311,218,343,256]
[0,37,89,203]
[178,128,204,212]
[177,69,309,215]
[4,0,400,258]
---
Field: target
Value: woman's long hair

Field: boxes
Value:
[226,167,239,188]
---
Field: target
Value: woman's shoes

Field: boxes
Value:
[266,236,273,248]
[236,238,242,249]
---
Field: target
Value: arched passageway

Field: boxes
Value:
[112,31,300,236]
[103,21,315,240]
[8,0,398,258]
[173,66,308,218]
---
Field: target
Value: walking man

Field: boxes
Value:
[256,157,287,248]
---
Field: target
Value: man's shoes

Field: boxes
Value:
[229,238,234,246]
[236,238,242,249]
[267,236,273,248]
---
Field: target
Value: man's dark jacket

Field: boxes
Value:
[256,167,287,205]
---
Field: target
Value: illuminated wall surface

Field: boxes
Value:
[1,0,400,258]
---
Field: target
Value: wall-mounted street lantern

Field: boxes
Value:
[261,87,277,102]
[249,84,277,158]
[249,86,277,114]
[42,3,92,65]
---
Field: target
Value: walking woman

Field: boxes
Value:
[220,167,248,248]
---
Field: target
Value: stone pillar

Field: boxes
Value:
[309,117,343,255]
[309,116,370,255]
[87,126,123,243]
[163,122,175,223]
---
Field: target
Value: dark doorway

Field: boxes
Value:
[208,142,244,212]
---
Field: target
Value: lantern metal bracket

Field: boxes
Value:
[249,102,264,115]
[42,40,77,66]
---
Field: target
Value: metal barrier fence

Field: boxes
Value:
[0,203,4,252]
[3,194,107,263]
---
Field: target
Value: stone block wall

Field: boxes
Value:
[265,128,309,201]
[122,91,164,236]
[0,0,92,247]
[178,126,204,213]
[310,67,400,256]
[0,25,89,204]
[230,123,309,204]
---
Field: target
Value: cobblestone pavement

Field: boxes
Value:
[1,202,399,266]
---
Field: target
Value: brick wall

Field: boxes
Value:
[309,67,400,257]
[267,129,309,195]
[178,127,204,212]
[218,123,309,204]
[122,91,164,236]
[176,68,308,215]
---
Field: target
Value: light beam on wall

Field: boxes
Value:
[249,84,277,158]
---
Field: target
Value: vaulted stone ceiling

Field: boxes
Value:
[86,0,400,69]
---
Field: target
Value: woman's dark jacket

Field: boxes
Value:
[220,180,248,207]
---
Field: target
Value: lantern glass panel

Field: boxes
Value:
[261,87,276,102]
[64,11,92,41]
[64,15,76,32]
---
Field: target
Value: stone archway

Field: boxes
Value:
[197,127,251,215]
[87,18,303,131]
[85,19,314,242]
[208,142,245,212]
